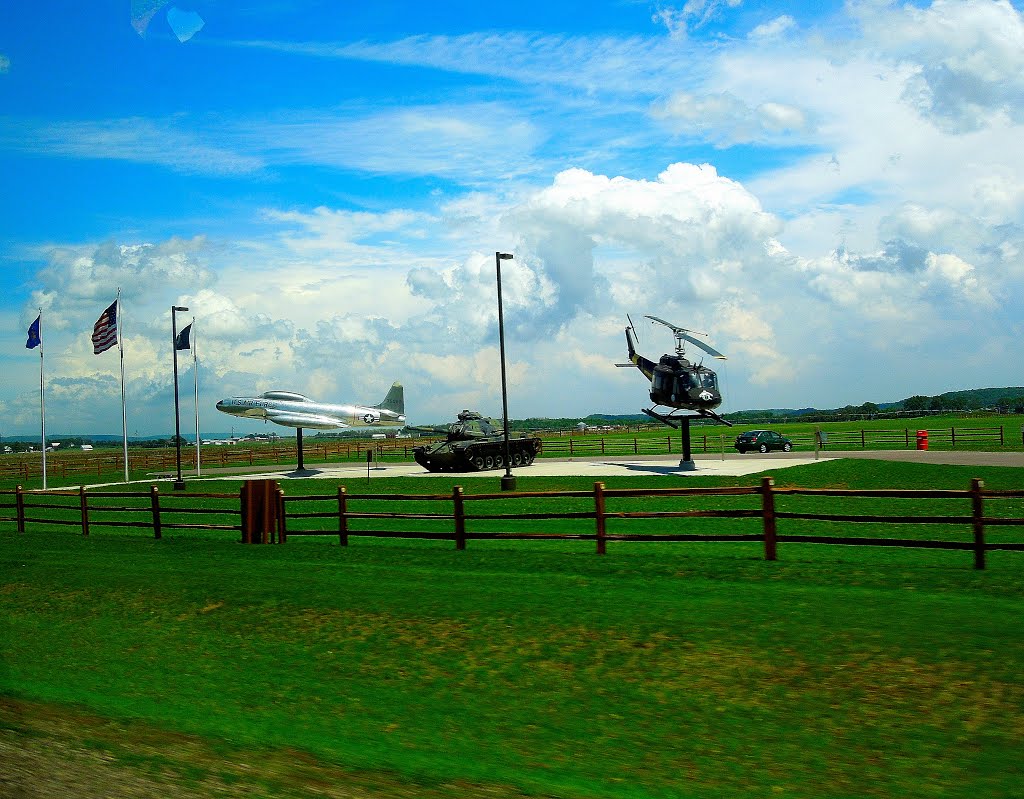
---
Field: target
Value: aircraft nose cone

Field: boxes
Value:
[216,400,226,411]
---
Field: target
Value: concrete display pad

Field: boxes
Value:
[192,454,832,482]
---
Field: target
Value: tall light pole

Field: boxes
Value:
[171,305,189,490]
[495,252,516,491]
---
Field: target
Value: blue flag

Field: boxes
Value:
[26,315,41,349]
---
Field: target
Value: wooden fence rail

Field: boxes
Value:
[4,478,1024,569]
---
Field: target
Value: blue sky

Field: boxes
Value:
[1,0,1022,436]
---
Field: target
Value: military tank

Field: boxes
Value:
[412,410,543,473]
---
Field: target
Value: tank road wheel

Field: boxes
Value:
[472,455,486,470]
[494,454,504,468]
[484,455,495,469]
[512,452,523,467]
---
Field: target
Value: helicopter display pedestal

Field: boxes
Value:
[677,458,697,471]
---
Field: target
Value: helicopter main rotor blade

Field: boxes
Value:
[679,332,727,360]
[644,314,707,337]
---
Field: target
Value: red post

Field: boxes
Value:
[150,486,162,539]
[970,478,985,570]
[338,486,348,546]
[761,477,777,561]
[453,486,466,550]
[594,481,607,555]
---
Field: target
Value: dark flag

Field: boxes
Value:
[92,300,118,354]
[175,322,192,351]
[26,315,41,349]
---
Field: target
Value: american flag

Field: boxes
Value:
[92,300,118,354]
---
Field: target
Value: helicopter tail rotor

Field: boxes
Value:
[626,313,639,342]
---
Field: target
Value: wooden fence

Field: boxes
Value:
[540,425,1012,456]
[1,424,1017,482]
[4,479,1023,569]
[0,486,240,539]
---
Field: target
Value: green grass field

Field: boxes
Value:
[3,460,1024,798]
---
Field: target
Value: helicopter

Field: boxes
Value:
[617,314,733,428]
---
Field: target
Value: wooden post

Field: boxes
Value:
[150,486,162,539]
[951,427,956,448]
[240,480,278,543]
[337,486,348,546]
[278,488,286,544]
[594,481,607,555]
[761,476,777,561]
[971,478,985,570]
[453,485,466,550]
[79,486,89,537]
[860,429,866,448]
[16,485,24,534]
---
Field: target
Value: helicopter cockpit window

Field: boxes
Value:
[677,372,696,390]
[700,373,718,391]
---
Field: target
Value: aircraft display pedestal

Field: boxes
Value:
[677,459,697,471]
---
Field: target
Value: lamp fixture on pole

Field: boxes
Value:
[495,252,516,491]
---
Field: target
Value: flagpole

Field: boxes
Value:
[192,317,201,477]
[171,305,188,489]
[38,309,47,490]
[117,288,129,483]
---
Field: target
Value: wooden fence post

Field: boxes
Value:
[79,486,89,537]
[761,476,777,561]
[150,486,162,539]
[16,485,24,534]
[453,486,466,550]
[278,488,287,544]
[594,481,607,555]
[971,478,985,570]
[337,486,348,546]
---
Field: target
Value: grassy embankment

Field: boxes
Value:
[3,459,1024,798]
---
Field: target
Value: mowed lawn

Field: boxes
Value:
[2,460,1024,798]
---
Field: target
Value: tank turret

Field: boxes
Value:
[412,410,542,472]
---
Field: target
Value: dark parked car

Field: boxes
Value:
[734,429,793,454]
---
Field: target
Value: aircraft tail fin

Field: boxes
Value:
[375,382,405,415]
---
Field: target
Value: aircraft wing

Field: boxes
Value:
[264,410,348,430]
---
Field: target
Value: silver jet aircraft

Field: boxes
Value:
[216,382,405,430]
